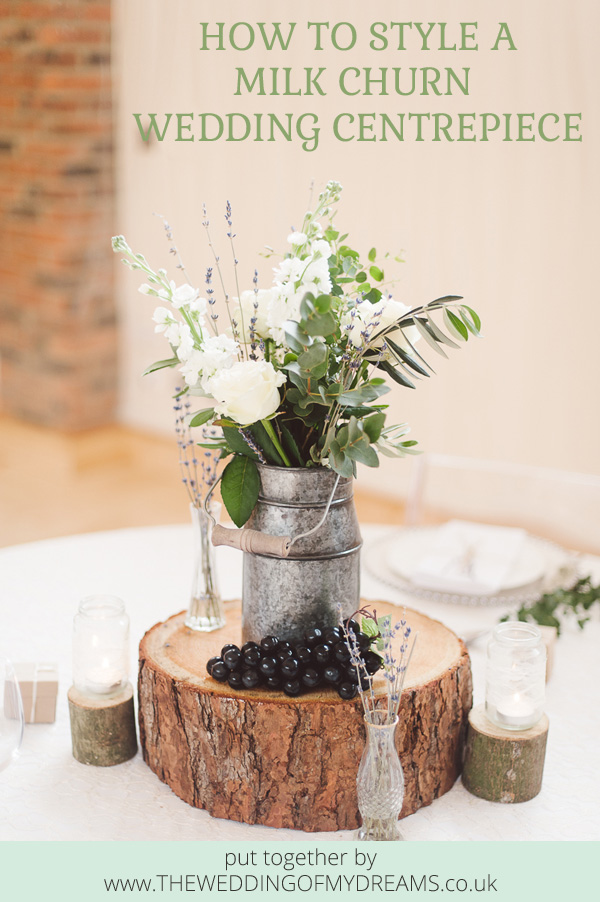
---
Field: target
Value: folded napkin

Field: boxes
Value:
[408,520,528,595]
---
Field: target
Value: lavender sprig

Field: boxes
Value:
[338,603,417,724]
[174,389,219,508]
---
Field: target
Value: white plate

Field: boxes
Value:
[386,526,547,594]
[365,526,580,607]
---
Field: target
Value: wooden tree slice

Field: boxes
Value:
[138,601,472,832]
[462,704,549,803]
[68,683,138,767]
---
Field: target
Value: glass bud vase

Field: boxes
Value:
[185,501,225,632]
[356,712,404,841]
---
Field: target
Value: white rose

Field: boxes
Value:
[344,298,419,350]
[207,360,286,426]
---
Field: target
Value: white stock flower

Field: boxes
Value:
[231,289,272,340]
[175,323,195,362]
[287,231,307,248]
[196,334,239,387]
[207,359,286,426]
[155,280,199,308]
[152,307,175,332]
[179,349,204,387]
[188,296,208,320]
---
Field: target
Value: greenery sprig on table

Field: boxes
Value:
[502,575,600,635]
[112,181,480,527]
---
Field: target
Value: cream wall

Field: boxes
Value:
[112,0,600,502]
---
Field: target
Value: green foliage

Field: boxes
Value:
[220,455,261,527]
[501,576,600,635]
[142,357,178,376]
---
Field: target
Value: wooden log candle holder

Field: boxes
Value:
[138,601,472,832]
[462,704,549,803]
[68,683,138,767]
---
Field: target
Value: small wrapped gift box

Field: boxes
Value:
[12,663,59,724]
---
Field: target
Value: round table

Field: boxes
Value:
[1,525,599,841]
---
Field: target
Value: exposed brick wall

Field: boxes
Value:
[0,0,117,429]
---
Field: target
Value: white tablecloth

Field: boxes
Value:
[1,525,599,841]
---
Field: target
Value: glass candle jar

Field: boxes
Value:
[485,621,546,731]
[73,596,129,697]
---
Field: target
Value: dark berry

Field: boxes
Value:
[227,671,244,690]
[301,666,322,689]
[261,635,280,652]
[313,643,331,665]
[323,664,342,685]
[265,673,282,690]
[364,651,383,675]
[295,645,312,665]
[278,640,293,652]
[206,656,221,676]
[338,681,358,700]
[283,679,303,697]
[241,641,259,655]
[280,657,300,679]
[323,626,343,644]
[241,669,261,689]
[345,618,361,636]
[223,647,242,670]
[258,655,278,676]
[243,645,262,667]
[303,627,323,648]
[357,632,371,652]
[277,647,294,664]
[211,661,229,682]
[221,643,238,658]
[334,642,351,664]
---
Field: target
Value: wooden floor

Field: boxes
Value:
[0,415,405,548]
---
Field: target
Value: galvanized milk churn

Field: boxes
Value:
[212,464,362,642]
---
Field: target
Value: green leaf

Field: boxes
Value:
[189,407,215,428]
[329,440,354,478]
[220,456,261,528]
[142,356,178,376]
[377,359,416,389]
[356,271,368,283]
[413,317,449,358]
[280,422,304,466]
[362,288,382,304]
[386,338,430,377]
[444,309,469,342]
[222,426,260,461]
[249,421,283,465]
[361,616,379,639]
[298,342,328,376]
[338,382,391,405]
[369,265,384,282]
[368,247,377,262]
[425,313,460,349]
[284,320,312,353]
[462,305,481,332]
[363,412,386,443]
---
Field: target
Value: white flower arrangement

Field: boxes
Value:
[112,181,480,526]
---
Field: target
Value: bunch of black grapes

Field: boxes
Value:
[206,620,382,699]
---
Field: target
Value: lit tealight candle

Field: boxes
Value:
[73,596,129,698]
[485,622,546,732]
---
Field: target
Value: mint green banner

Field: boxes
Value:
[0,841,596,901]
